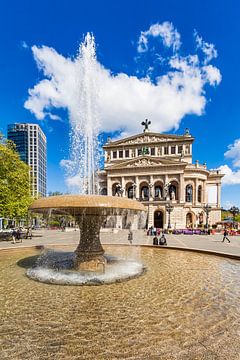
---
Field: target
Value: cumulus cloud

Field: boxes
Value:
[224,138,240,167]
[24,23,221,137]
[219,165,240,185]
[218,139,240,185]
[194,31,218,64]
[137,21,181,53]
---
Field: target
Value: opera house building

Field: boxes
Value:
[99,123,223,230]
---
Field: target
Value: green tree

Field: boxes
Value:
[0,135,32,219]
[48,191,63,196]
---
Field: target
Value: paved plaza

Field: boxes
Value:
[1,228,240,259]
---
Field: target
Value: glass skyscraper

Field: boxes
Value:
[7,123,47,197]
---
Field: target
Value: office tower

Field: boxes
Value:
[7,123,47,197]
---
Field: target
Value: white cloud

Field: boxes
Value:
[137,21,181,53]
[202,65,222,86]
[219,138,240,185]
[194,31,218,64]
[24,25,221,137]
[219,165,240,185]
[21,41,29,49]
[224,138,240,167]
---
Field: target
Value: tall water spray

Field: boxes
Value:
[68,33,100,194]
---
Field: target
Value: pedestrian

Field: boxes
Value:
[128,230,133,244]
[12,229,17,244]
[26,226,32,239]
[16,228,22,243]
[222,229,230,243]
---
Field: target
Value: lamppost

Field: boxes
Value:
[229,206,239,229]
[203,204,212,231]
[166,202,174,229]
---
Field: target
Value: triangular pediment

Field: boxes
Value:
[104,132,193,148]
[107,156,187,170]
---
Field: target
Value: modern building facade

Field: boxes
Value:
[7,123,47,197]
[99,123,223,229]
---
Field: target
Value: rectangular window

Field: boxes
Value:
[138,148,142,156]
[164,146,169,155]
[113,151,117,159]
[125,149,129,158]
[178,145,183,154]
[119,150,123,158]
[171,146,176,154]
[185,145,190,154]
[151,148,155,156]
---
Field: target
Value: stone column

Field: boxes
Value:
[217,183,221,207]
[135,176,139,200]
[121,177,125,197]
[149,175,154,200]
[195,178,198,205]
[180,173,185,203]
[107,176,112,196]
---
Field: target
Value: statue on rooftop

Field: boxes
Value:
[141,119,151,133]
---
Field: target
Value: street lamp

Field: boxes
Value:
[166,202,174,229]
[203,204,212,231]
[229,206,239,229]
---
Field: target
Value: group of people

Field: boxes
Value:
[11,227,32,244]
[147,226,162,236]
[153,233,167,246]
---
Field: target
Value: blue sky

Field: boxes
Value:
[0,0,240,208]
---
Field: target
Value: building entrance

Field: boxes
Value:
[154,210,163,229]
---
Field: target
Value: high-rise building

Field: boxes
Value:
[7,123,47,197]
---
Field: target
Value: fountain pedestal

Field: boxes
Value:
[74,214,106,272]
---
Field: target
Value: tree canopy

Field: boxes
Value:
[0,135,32,219]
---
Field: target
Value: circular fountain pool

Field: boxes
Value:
[25,249,146,285]
[1,245,240,359]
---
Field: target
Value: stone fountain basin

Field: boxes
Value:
[29,194,146,215]
[29,195,146,275]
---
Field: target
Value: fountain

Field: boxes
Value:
[24,33,147,285]
[28,194,146,284]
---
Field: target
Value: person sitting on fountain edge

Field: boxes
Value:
[159,232,167,246]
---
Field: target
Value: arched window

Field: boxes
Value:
[127,186,133,199]
[140,186,149,200]
[186,184,193,202]
[198,185,202,203]
[154,185,162,199]
[169,184,177,201]
[186,212,193,228]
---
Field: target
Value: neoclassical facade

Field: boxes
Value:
[99,125,223,229]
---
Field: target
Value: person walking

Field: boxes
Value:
[222,229,230,243]
[12,229,17,244]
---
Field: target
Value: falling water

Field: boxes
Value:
[68,33,100,194]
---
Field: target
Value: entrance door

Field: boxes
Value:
[186,213,193,228]
[154,211,163,229]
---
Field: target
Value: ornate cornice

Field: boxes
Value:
[106,156,188,170]
[103,132,194,148]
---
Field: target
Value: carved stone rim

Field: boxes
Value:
[29,194,146,214]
